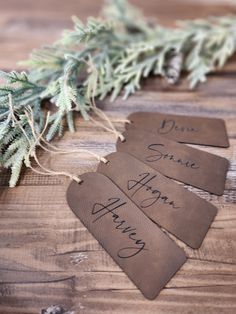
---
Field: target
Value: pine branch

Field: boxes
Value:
[1,0,236,186]
[61,16,114,46]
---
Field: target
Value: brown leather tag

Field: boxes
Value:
[97,152,218,249]
[117,129,229,195]
[66,172,186,299]
[127,112,229,148]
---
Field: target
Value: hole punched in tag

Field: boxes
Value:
[66,172,187,300]
[97,152,218,249]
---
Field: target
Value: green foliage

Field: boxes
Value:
[1,0,236,186]
[61,16,114,46]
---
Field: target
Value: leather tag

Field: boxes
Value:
[117,128,229,195]
[67,172,186,299]
[127,112,229,148]
[97,152,218,249]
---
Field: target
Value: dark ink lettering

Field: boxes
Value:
[127,173,180,209]
[92,198,147,258]
[146,144,200,169]
[158,119,199,135]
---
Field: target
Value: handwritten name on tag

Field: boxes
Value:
[67,172,186,299]
[98,152,218,249]
[127,112,229,148]
[92,197,147,258]
[128,172,180,209]
[117,129,229,195]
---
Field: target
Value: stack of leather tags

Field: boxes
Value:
[67,112,229,300]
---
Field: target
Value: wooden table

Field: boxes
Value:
[0,1,236,313]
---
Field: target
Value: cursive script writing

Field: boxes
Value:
[145,143,199,169]
[92,198,147,258]
[158,119,199,135]
[127,172,180,209]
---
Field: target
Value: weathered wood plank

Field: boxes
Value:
[0,257,235,313]
[0,0,236,313]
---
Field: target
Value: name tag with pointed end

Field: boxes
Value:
[127,112,229,148]
[117,128,229,195]
[66,172,186,300]
[97,152,218,249]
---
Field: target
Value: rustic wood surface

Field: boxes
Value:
[0,1,236,313]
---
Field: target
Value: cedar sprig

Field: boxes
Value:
[0,0,236,186]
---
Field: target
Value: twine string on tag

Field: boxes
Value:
[24,107,108,164]
[83,57,127,142]
[8,93,108,184]
[8,93,83,183]
[8,58,129,185]
[91,106,126,142]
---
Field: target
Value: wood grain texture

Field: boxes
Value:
[0,0,236,313]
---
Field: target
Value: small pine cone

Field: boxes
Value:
[165,50,183,85]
